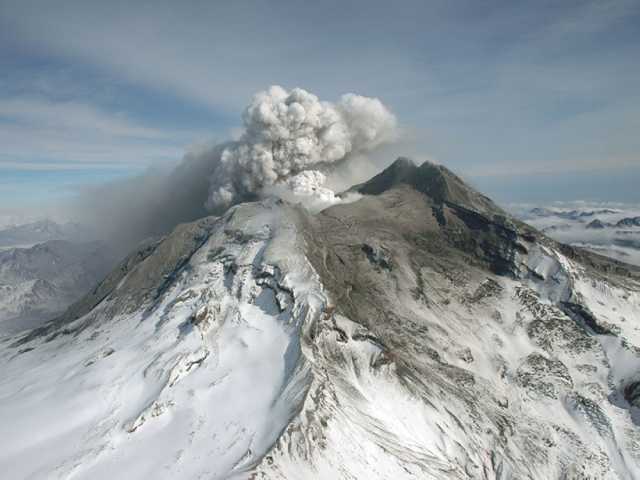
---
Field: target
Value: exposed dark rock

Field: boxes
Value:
[361,243,392,271]
[561,301,620,336]
[565,393,613,438]
[624,381,640,409]
[348,157,503,217]
[457,347,474,363]
[586,219,610,229]
[516,353,573,399]
[616,217,640,228]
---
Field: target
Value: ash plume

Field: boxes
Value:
[70,86,397,255]
[206,86,397,211]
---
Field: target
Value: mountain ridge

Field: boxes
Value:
[16,158,640,343]
[347,157,504,217]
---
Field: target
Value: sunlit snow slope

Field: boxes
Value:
[0,201,325,479]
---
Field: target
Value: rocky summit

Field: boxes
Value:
[2,159,640,479]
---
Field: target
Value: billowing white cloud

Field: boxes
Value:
[205,86,396,210]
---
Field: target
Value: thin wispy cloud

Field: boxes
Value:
[0,98,167,139]
[0,161,141,171]
[0,97,210,169]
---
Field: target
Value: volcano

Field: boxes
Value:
[2,159,640,479]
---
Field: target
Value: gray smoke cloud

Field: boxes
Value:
[206,86,397,210]
[70,144,221,254]
[69,86,397,256]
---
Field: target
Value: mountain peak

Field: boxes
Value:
[348,157,503,216]
[387,156,417,170]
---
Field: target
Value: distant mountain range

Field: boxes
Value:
[529,207,621,220]
[0,221,116,333]
[516,205,640,266]
[586,217,640,229]
[0,219,91,248]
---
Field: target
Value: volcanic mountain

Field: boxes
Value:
[1,158,640,479]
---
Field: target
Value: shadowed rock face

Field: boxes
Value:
[3,159,640,479]
[625,382,640,409]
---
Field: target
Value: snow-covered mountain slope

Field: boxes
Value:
[0,240,116,334]
[0,202,325,479]
[2,159,640,479]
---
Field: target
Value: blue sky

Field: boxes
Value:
[1,0,639,212]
